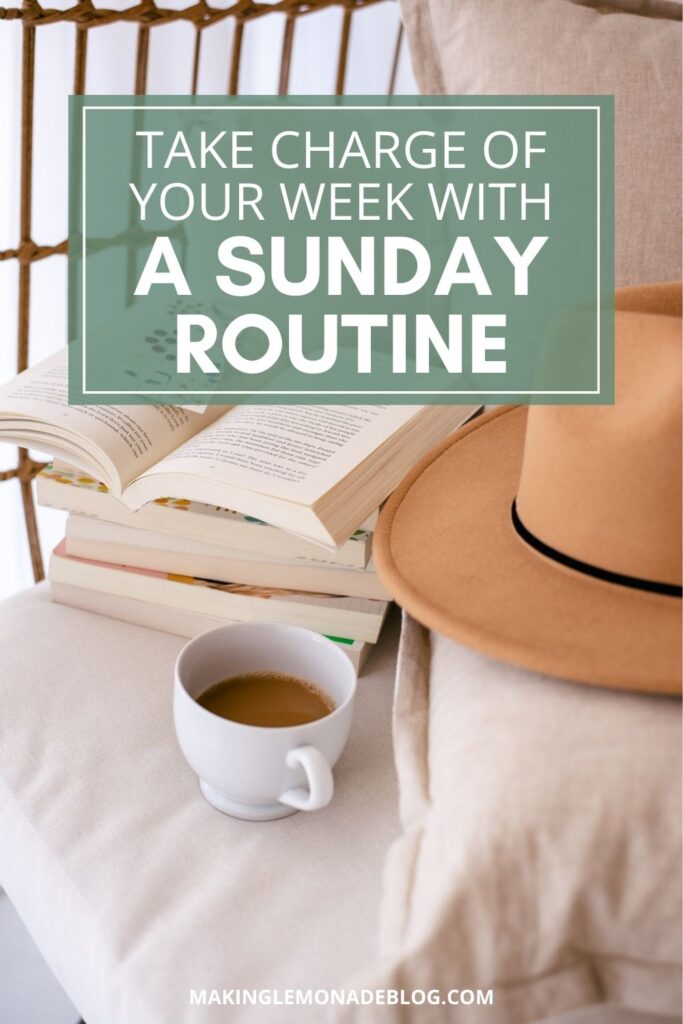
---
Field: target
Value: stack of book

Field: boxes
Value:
[38,465,388,672]
[0,348,479,671]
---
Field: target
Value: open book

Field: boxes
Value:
[37,465,373,568]
[0,349,478,547]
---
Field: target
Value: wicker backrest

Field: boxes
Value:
[0,0,403,581]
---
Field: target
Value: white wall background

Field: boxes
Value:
[0,0,416,601]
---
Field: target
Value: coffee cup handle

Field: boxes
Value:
[279,746,334,812]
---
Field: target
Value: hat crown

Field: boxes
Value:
[516,283,682,588]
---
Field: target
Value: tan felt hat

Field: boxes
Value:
[374,282,682,695]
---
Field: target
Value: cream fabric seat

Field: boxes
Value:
[0,584,401,1024]
[0,586,679,1024]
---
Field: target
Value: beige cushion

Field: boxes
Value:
[0,584,400,1024]
[339,614,681,1023]
[399,0,682,287]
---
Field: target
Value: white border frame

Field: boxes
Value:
[80,103,604,397]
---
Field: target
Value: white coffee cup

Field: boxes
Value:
[174,622,357,821]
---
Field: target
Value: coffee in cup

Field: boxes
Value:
[174,622,357,821]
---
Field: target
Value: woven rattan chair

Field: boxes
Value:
[0,11,409,1020]
[0,0,405,587]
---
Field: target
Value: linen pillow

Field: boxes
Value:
[399,0,682,287]
[338,614,681,1023]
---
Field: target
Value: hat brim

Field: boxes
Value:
[374,406,682,696]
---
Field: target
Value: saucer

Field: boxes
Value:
[199,779,298,821]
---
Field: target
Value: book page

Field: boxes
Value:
[139,403,422,504]
[0,349,225,491]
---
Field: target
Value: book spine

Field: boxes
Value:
[50,582,367,672]
[64,536,389,601]
[37,476,371,569]
[49,552,385,643]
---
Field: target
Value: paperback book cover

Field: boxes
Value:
[49,542,389,643]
